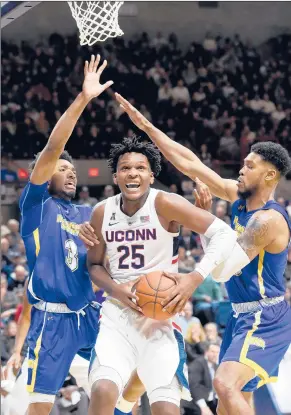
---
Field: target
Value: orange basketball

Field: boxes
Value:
[135,271,177,320]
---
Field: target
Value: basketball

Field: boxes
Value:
[135,271,177,320]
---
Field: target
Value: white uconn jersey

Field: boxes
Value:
[101,189,179,283]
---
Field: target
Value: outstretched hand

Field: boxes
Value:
[115,93,152,132]
[82,54,114,100]
[194,178,213,212]
[78,221,99,249]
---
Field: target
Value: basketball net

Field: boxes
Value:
[67,1,124,46]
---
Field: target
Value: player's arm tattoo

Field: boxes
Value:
[237,214,270,256]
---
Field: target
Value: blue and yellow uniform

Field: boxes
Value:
[220,199,291,391]
[19,181,100,395]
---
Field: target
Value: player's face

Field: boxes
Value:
[237,152,276,200]
[114,152,154,201]
[49,159,77,200]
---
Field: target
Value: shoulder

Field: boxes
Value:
[250,208,283,228]
[19,181,50,210]
[155,190,187,210]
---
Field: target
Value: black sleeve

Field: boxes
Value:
[188,359,211,402]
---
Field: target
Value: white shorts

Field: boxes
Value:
[89,299,191,406]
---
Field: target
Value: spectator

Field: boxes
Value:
[1,156,18,183]
[277,196,286,208]
[171,79,190,105]
[199,144,212,169]
[178,247,195,274]
[7,219,21,248]
[7,265,27,292]
[1,274,18,319]
[100,184,115,201]
[178,301,201,337]
[169,183,178,194]
[218,125,240,161]
[158,81,173,102]
[192,275,223,325]
[183,62,197,86]
[77,186,98,207]
[187,342,220,415]
[214,200,231,225]
[204,323,222,345]
[1,321,17,365]
[185,320,207,364]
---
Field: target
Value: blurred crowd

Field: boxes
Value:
[2,31,291,185]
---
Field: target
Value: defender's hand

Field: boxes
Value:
[115,93,152,132]
[78,221,99,249]
[82,54,114,100]
[161,272,204,314]
[194,178,213,212]
[3,352,21,379]
[112,278,143,313]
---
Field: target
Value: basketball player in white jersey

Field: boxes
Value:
[87,136,241,415]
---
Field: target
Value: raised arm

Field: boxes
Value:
[87,204,141,312]
[31,55,113,185]
[115,93,238,202]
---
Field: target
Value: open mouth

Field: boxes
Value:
[65,181,76,189]
[125,183,140,189]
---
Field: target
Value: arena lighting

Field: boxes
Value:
[88,167,99,177]
[18,168,29,179]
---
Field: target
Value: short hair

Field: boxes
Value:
[108,135,162,177]
[203,341,220,352]
[29,150,73,173]
[251,142,291,177]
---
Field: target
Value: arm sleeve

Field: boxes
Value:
[19,181,52,236]
[195,217,238,279]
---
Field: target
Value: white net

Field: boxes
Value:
[68,1,124,46]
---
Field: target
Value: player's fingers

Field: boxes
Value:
[126,299,142,313]
[82,232,99,244]
[101,80,114,92]
[83,224,99,242]
[175,299,187,314]
[78,228,98,243]
[161,287,179,306]
[96,59,107,77]
[193,189,201,204]
[3,365,9,380]
[162,272,178,284]
[128,292,139,302]
[79,235,94,247]
[115,93,132,110]
[15,357,20,370]
[84,222,95,233]
[163,294,181,312]
[93,54,100,72]
[84,60,89,76]
[88,54,95,72]
[200,188,206,206]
